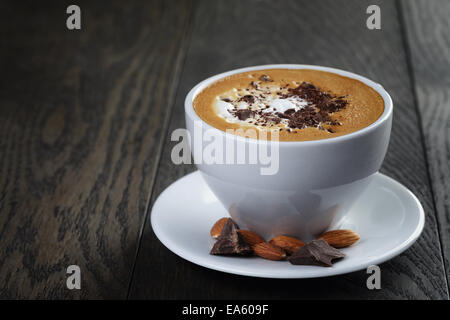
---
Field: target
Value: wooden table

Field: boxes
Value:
[1,0,449,299]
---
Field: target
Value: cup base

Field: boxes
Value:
[200,171,374,240]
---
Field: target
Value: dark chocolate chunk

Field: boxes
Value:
[210,219,253,256]
[234,109,255,121]
[260,113,281,124]
[239,94,255,104]
[284,108,296,115]
[276,112,291,119]
[288,239,345,267]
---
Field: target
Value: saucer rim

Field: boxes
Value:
[151,171,425,279]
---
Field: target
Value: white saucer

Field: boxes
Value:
[151,171,424,278]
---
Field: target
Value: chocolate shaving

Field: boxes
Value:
[288,239,345,267]
[238,95,255,104]
[210,219,253,256]
[284,108,296,115]
[233,109,255,121]
[276,112,291,120]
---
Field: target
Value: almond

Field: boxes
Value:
[318,229,360,248]
[210,217,230,238]
[269,235,305,255]
[238,230,265,246]
[253,242,286,261]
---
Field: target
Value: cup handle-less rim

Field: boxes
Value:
[184,64,393,146]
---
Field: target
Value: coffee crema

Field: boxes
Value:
[193,69,385,141]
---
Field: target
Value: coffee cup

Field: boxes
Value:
[185,64,392,240]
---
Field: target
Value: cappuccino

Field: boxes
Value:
[193,69,384,141]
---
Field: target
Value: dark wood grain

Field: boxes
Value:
[129,0,449,299]
[400,0,450,289]
[0,0,194,298]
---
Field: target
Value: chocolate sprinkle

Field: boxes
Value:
[239,94,255,104]
[210,219,253,256]
[288,239,345,267]
[233,109,255,121]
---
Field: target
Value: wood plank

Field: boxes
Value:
[400,0,450,289]
[0,0,194,298]
[129,0,449,299]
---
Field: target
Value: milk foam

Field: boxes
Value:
[214,84,308,128]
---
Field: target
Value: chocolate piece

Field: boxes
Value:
[233,109,255,121]
[276,112,291,119]
[239,94,255,104]
[221,98,232,102]
[288,239,345,267]
[210,219,253,256]
[284,108,296,115]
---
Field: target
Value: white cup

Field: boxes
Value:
[185,64,392,240]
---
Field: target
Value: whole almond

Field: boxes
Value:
[269,235,305,255]
[238,230,265,246]
[253,242,286,261]
[318,229,360,248]
[210,217,230,238]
